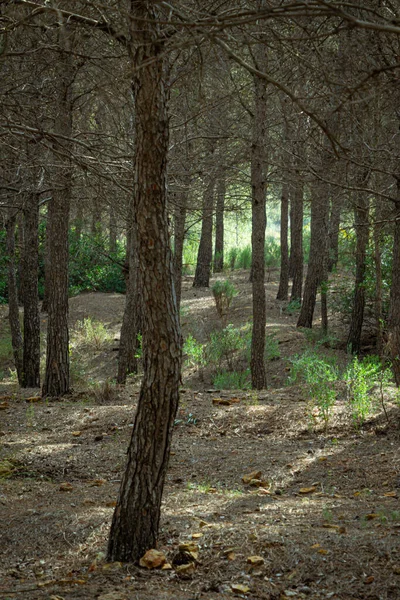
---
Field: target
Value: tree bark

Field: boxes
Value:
[117,212,141,384]
[328,197,341,272]
[173,190,187,313]
[297,185,329,328]
[347,194,369,354]
[290,174,304,303]
[42,25,73,397]
[193,166,215,288]
[276,181,289,301]
[250,55,267,390]
[109,204,118,254]
[21,190,40,388]
[107,2,181,563]
[6,211,23,384]
[388,182,400,385]
[213,175,225,273]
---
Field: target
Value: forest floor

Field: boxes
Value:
[0,271,399,600]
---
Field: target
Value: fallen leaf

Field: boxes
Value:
[231,583,250,594]
[139,549,166,569]
[242,470,262,484]
[162,563,173,570]
[249,478,263,487]
[365,513,379,520]
[105,501,117,507]
[175,562,196,576]
[317,548,329,555]
[226,551,236,561]
[299,487,316,494]
[25,396,41,402]
[384,491,398,498]
[364,576,375,584]
[101,562,122,571]
[310,543,321,549]
[71,431,82,437]
[191,533,203,539]
[318,456,328,462]
[247,555,264,566]
[98,593,128,600]
[88,478,106,487]
[179,542,199,553]
[0,402,9,410]
[59,482,74,492]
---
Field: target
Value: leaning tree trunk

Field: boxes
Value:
[290,174,304,303]
[107,2,181,563]
[250,50,268,390]
[297,185,329,328]
[193,167,215,288]
[347,194,369,354]
[277,181,289,301]
[42,25,73,397]
[213,175,225,273]
[21,190,40,388]
[6,211,23,384]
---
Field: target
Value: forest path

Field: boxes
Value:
[0,272,399,600]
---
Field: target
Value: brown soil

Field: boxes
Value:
[0,272,399,600]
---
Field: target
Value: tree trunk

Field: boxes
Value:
[6,211,23,384]
[250,55,267,390]
[117,212,141,384]
[388,183,400,385]
[290,175,304,303]
[347,194,369,354]
[297,186,329,328]
[41,210,50,313]
[109,204,118,254]
[107,2,181,563]
[21,191,40,388]
[328,197,341,272]
[193,169,215,288]
[42,25,73,398]
[213,175,225,273]
[277,181,289,301]
[173,191,187,313]
[373,201,383,354]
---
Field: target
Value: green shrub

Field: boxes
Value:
[71,317,112,352]
[290,351,339,428]
[213,369,251,390]
[343,355,391,428]
[207,324,246,371]
[264,236,280,269]
[183,334,205,368]
[227,247,239,270]
[212,280,238,322]
[237,245,252,269]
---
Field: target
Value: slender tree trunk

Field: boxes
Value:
[173,190,187,313]
[297,186,329,328]
[213,175,225,273]
[277,181,289,300]
[250,54,267,390]
[347,194,369,354]
[328,197,341,272]
[117,214,141,384]
[6,211,23,384]
[107,2,181,562]
[41,210,50,313]
[193,170,215,288]
[388,183,400,385]
[290,175,303,302]
[109,204,118,254]
[373,201,383,354]
[42,26,73,397]
[21,192,40,388]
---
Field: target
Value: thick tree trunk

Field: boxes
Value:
[373,202,383,354]
[6,211,23,384]
[290,176,304,302]
[250,58,267,390]
[277,181,289,301]
[42,26,73,397]
[173,191,187,313]
[347,195,369,354]
[193,170,215,288]
[213,176,225,273]
[21,191,40,388]
[117,213,141,383]
[297,186,329,328]
[107,2,181,563]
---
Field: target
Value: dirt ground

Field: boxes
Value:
[0,272,399,600]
